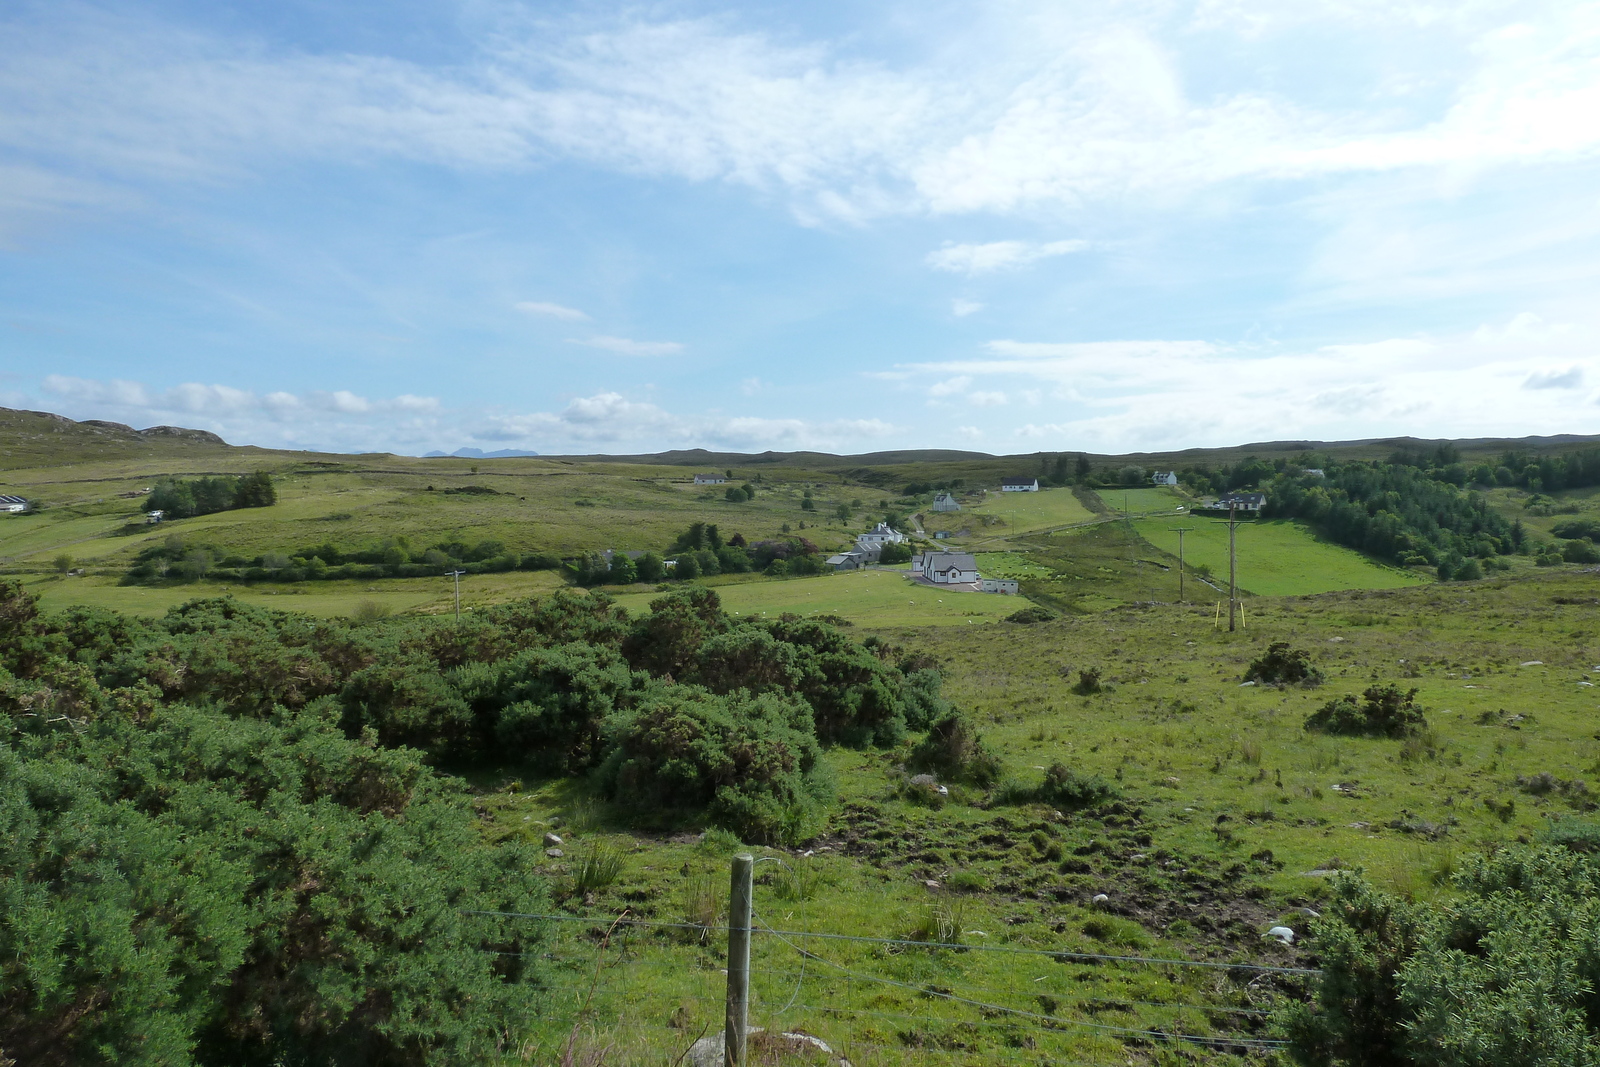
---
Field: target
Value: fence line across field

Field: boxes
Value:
[463,909,1322,977]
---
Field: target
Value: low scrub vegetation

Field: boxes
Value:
[1244,641,1324,686]
[1305,684,1427,738]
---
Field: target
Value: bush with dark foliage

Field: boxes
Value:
[1305,684,1427,738]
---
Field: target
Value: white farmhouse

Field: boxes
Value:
[917,551,979,584]
[693,473,727,485]
[1215,491,1267,513]
[1151,471,1179,487]
[857,522,905,547]
[1001,477,1039,492]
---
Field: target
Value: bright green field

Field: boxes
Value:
[1135,516,1428,597]
[1097,486,1190,514]
[608,568,1021,626]
[961,487,1096,534]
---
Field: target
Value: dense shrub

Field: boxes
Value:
[597,685,829,845]
[1244,642,1324,687]
[1006,606,1058,624]
[1563,538,1600,564]
[1281,848,1600,1066]
[1552,518,1600,541]
[906,713,1002,787]
[1305,685,1427,738]
[995,762,1116,810]
[0,695,544,1067]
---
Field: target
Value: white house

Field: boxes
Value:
[1303,468,1326,478]
[0,495,26,514]
[1215,491,1267,513]
[857,522,905,547]
[917,551,979,584]
[1001,477,1039,492]
[980,578,1019,595]
[1151,471,1179,487]
[693,473,726,485]
[931,492,961,512]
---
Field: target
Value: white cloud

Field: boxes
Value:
[951,298,984,316]
[970,390,1008,407]
[516,300,589,321]
[927,375,972,397]
[955,425,984,441]
[9,3,1600,229]
[570,335,685,357]
[740,377,766,395]
[926,239,1089,275]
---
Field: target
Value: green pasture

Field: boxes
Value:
[1096,485,1191,514]
[607,568,1021,626]
[1135,516,1427,597]
[958,487,1097,535]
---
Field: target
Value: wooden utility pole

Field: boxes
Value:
[1227,504,1240,632]
[1174,527,1192,603]
[445,570,466,622]
[725,853,754,1067]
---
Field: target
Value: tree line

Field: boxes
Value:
[124,534,561,584]
[144,471,276,518]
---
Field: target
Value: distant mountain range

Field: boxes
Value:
[421,447,541,459]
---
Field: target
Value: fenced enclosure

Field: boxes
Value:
[487,854,1310,1066]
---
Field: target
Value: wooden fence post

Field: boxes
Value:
[725,853,754,1067]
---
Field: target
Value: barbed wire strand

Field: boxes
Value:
[752,911,1287,1051]
[463,909,1321,976]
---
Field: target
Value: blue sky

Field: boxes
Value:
[2,0,1598,456]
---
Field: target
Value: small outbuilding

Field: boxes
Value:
[1001,478,1039,492]
[0,495,27,514]
[980,578,1019,595]
[827,551,866,571]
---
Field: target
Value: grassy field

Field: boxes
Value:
[951,487,1098,536]
[608,568,1023,627]
[1134,516,1428,598]
[1095,485,1191,514]
[475,567,1600,1065]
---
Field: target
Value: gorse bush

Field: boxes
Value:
[0,575,954,1059]
[1280,846,1600,1067]
[1305,685,1427,738]
[1244,642,1323,687]
[906,713,1002,787]
[995,762,1116,810]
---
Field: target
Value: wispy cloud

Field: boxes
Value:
[951,298,984,316]
[515,300,589,321]
[570,335,684,357]
[926,240,1089,275]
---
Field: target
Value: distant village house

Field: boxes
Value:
[1214,491,1267,513]
[1151,471,1179,486]
[1001,477,1039,493]
[857,522,906,547]
[931,492,961,512]
[693,473,726,485]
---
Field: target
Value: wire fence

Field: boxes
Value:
[480,897,1311,1066]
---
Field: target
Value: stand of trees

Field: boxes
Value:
[124,535,561,584]
[144,472,276,519]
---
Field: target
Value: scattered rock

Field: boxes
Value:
[1303,869,1338,877]
[923,879,941,890]
[1347,822,1370,830]
[1521,660,1544,667]
[1091,893,1110,905]
[547,816,563,828]
[543,832,563,847]
[1265,926,1295,944]
[1329,636,1345,643]
[1239,681,1257,687]
[1295,907,1322,918]
[545,848,564,858]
